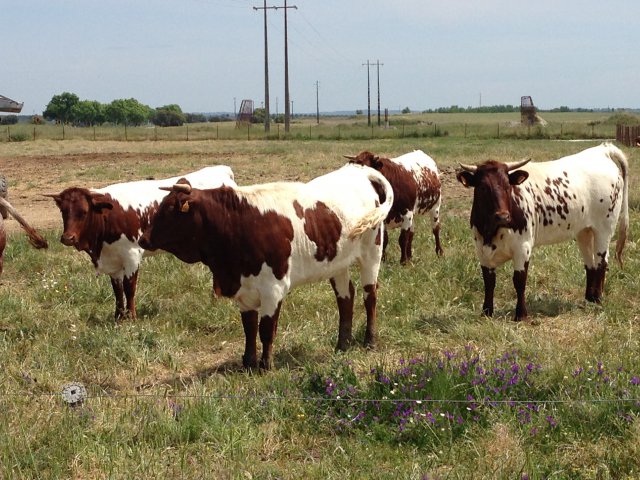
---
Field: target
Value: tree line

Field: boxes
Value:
[42,92,232,127]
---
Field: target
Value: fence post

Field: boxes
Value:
[216,125,219,140]
[186,124,189,141]
[33,126,36,141]
[6,126,8,141]
[62,124,65,140]
[247,123,250,141]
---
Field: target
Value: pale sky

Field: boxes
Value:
[4,0,638,115]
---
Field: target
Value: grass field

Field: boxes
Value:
[0,131,639,478]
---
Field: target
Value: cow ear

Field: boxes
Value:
[508,170,529,186]
[372,156,384,170]
[456,171,476,188]
[89,193,114,212]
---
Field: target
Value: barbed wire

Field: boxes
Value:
[3,388,640,406]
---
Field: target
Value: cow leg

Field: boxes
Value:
[512,261,529,321]
[433,222,444,257]
[398,228,410,264]
[241,310,259,369]
[481,266,496,317]
[591,238,611,303]
[110,277,126,320]
[431,198,444,256]
[576,228,597,302]
[398,213,414,264]
[330,274,355,351]
[359,226,383,349]
[0,220,5,276]
[363,283,378,349]
[258,302,282,370]
[381,229,389,262]
[123,270,139,319]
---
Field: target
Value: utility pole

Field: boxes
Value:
[375,59,383,126]
[283,0,297,133]
[253,0,272,132]
[253,2,297,134]
[363,60,371,127]
[315,81,320,124]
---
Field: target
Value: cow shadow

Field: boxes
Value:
[416,295,578,331]
[136,358,246,392]
[135,341,347,393]
[525,295,578,318]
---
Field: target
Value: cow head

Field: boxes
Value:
[344,151,384,170]
[138,179,203,263]
[456,158,530,243]
[45,187,114,251]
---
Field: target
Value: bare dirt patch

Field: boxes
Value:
[1,151,471,235]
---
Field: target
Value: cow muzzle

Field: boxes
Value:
[60,234,77,247]
[138,236,154,251]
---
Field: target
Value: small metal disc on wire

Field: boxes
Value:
[61,382,87,407]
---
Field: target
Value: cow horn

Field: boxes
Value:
[172,183,192,194]
[458,163,478,173]
[343,155,356,160]
[505,158,531,171]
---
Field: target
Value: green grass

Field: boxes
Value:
[0,135,639,478]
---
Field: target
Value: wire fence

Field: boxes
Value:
[3,386,640,406]
[1,120,620,143]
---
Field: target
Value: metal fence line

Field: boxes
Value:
[2,390,640,406]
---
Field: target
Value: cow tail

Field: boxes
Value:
[0,197,48,249]
[348,171,394,240]
[609,144,629,266]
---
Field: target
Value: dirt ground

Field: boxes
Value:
[0,151,468,237]
[1,152,189,235]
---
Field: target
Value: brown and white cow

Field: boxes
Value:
[456,143,629,321]
[46,166,236,320]
[345,150,442,263]
[138,163,394,370]
[0,196,48,275]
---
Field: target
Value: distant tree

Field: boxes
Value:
[185,113,207,124]
[43,92,80,123]
[251,108,266,124]
[0,115,18,125]
[105,98,152,126]
[208,114,232,123]
[402,107,411,114]
[71,100,105,126]
[151,105,186,127]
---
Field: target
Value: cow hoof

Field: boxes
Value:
[585,295,602,304]
[363,336,376,350]
[259,359,272,371]
[242,355,259,370]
